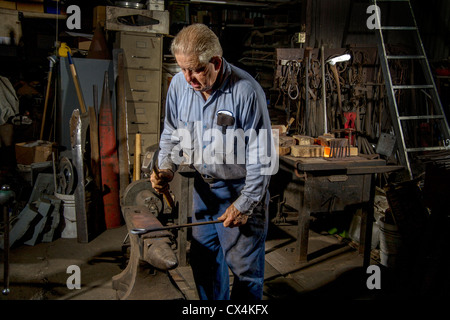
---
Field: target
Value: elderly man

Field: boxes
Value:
[151,23,276,300]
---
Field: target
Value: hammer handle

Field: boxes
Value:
[153,163,175,209]
[162,190,175,209]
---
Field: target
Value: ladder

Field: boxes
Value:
[373,0,450,179]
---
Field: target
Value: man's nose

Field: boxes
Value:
[183,70,193,83]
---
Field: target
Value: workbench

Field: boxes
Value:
[279,155,403,267]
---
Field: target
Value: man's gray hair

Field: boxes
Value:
[171,24,223,65]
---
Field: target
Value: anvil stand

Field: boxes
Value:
[112,206,184,300]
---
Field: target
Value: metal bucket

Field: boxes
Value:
[55,192,77,239]
[377,216,402,268]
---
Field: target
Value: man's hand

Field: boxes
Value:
[150,169,174,195]
[218,204,248,228]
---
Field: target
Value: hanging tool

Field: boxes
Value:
[40,55,58,140]
[141,149,175,209]
[131,220,222,236]
[321,46,327,134]
[1,185,15,295]
[327,54,351,129]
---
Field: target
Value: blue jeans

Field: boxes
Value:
[189,174,269,300]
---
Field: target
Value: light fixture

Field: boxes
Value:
[326,54,351,66]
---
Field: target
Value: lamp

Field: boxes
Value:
[326,54,351,66]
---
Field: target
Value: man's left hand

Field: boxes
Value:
[218,204,248,228]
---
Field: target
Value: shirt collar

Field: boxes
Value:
[216,57,232,94]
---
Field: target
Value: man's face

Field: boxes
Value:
[175,54,221,94]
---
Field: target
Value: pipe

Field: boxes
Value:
[40,55,58,140]
[321,46,327,134]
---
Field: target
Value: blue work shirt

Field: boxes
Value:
[159,58,277,214]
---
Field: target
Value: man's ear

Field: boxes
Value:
[211,56,222,71]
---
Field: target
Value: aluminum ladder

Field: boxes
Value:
[373,0,450,179]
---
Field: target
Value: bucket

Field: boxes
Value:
[377,216,402,268]
[55,192,77,239]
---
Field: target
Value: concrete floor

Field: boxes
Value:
[0,159,448,303]
[0,217,416,302]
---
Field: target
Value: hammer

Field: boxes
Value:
[142,149,175,209]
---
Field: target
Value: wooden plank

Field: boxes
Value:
[278,146,291,156]
[284,155,387,172]
[293,135,314,145]
[289,251,363,291]
[114,50,130,201]
[291,145,324,158]
[279,135,296,147]
[265,229,351,276]
[88,106,101,190]
[265,243,353,277]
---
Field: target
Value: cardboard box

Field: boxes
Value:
[17,2,44,13]
[0,7,22,40]
[78,40,91,50]
[0,1,17,10]
[15,140,57,165]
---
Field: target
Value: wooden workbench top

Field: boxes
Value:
[280,155,403,174]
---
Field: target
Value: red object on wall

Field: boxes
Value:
[344,112,357,145]
[99,72,122,229]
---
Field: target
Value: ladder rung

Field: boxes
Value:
[380,26,417,31]
[392,85,434,89]
[406,146,450,153]
[399,115,445,120]
[386,55,425,60]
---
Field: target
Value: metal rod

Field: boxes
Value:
[3,205,9,295]
[131,220,222,235]
[321,45,327,133]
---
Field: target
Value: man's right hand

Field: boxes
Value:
[150,169,174,195]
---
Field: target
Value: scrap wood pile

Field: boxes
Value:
[272,123,358,159]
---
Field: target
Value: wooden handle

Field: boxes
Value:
[134,133,141,181]
[163,190,175,209]
[68,54,87,114]
[40,69,53,140]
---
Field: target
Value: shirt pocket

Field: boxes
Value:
[175,120,198,164]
